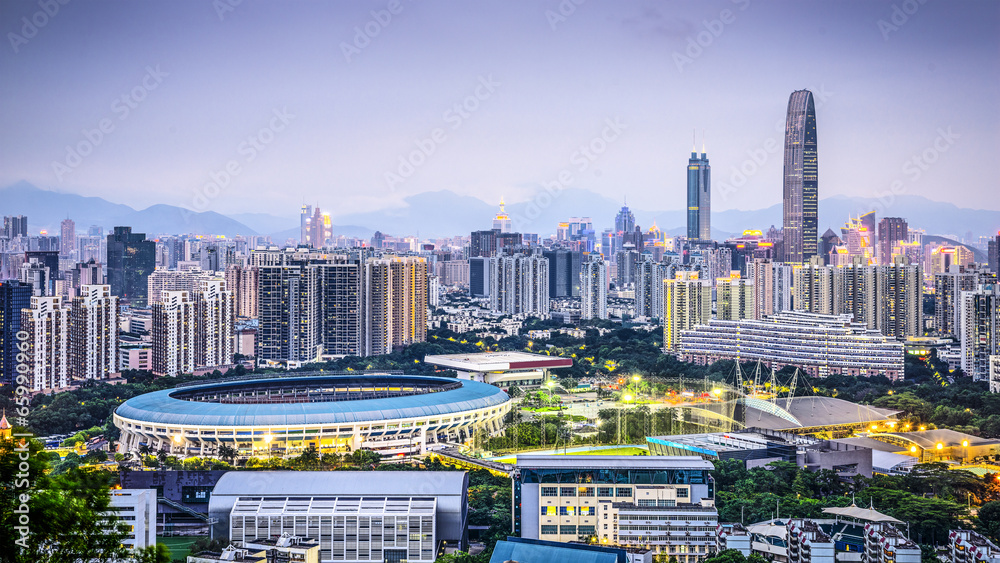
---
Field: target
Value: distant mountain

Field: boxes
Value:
[0,181,258,237]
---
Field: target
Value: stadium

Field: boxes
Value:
[113,374,511,459]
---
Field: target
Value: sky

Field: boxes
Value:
[1,0,997,221]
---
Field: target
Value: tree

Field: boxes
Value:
[217,443,237,464]
[978,501,1000,542]
[1,433,131,562]
[135,543,172,563]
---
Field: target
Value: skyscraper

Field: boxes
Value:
[716,276,754,321]
[614,203,635,234]
[960,283,1000,381]
[542,248,582,298]
[21,296,70,391]
[0,281,31,386]
[3,215,27,239]
[989,233,999,274]
[107,226,156,307]
[687,147,711,241]
[69,285,119,381]
[60,218,76,257]
[152,291,198,376]
[636,256,671,320]
[878,217,908,266]
[489,252,549,318]
[363,256,428,356]
[782,89,818,264]
[196,278,235,369]
[580,254,608,320]
[300,204,312,245]
[492,198,512,233]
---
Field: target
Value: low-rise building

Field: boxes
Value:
[108,489,156,550]
[950,530,1000,563]
[514,455,717,562]
[424,351,572,387]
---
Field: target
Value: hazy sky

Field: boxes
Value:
[1,0,997,220]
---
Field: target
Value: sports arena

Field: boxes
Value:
[114,374,511,459]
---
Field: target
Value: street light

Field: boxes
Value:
[263,434,273,460]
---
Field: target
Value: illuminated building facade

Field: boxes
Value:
[663,271,711,353]
[687,148,711,241]
[782,90,818,264]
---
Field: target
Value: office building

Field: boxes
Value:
[878,217,908,266]
[75,260,105,287]
[818,229,841,266]
[716,276,754,321]
[209,471,470,561]
[663,271,711,353]
[493,198,512,232]
[21,296,70,391]
[680,311,906,380]
[0,281,31,386]
[3,215,27,238]
[60,218,75,257]
[636,257,671,320]
[300,204,313,246]
[107,226,156,306]
[152,291,198,377]
[224,264,259,319]
[489,252,549,318]
[782,90,819,264]
[961,284,1000,381]
[687,147,711,241]
[514,455,717,562]
[69,285,119,381]
[581,253,608,320]
[543,248,582,298]
[468,256,490,297]
[108,489,156,550]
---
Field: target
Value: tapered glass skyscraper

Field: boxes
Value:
[782,89,818,264]
[687,147,711,241]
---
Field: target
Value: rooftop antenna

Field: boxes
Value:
[692,129,696,152]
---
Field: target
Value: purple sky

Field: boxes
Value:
[1,0,997,219]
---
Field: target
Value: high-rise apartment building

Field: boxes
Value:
[961,284,1000,381]
[147,268,216,304]
[878,217,908,266]
[152,291,198,376]
[196,278,235,369]
[489,253,549,318]
[320,259,363,356]
[60,218,75,257]
[300,204,312,246]
[989,234,1000,275]
[21,296,70,391]
[69,285,119,381]
[782,90,818,264]
[935,267,979,338]
[224,264,260,318]
[687,148,711,241]
[663,271,711,353]
[253,250,323,365]
[614,243,639,288]
[716,276,754,321]
[363,256,428,356]
[879,261,923,339]
[18,255,53,296]
[580,254,608,320]
[0,281,32,386]
[107,227,156,307]
[636,257,671,320]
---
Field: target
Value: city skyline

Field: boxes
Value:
[0,1,997,223]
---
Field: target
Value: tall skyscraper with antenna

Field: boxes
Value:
[686,135,711,241]
[782,89,818,264]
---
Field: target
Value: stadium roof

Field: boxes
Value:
[744,396,900,431]
[490,538,627,563]
[212,470,468,498]
[114,375,510,427]
[424,351,573,371]
[879,429,1000,449]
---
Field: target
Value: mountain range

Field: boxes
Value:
[2,181,998,244]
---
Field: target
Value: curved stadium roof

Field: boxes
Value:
[115,375,510,427]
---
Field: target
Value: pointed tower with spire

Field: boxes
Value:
[492,197,512,233]
[687,133,712,241]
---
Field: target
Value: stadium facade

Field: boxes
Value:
[113,374,511,459]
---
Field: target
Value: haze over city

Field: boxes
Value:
[1,0,998,225]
